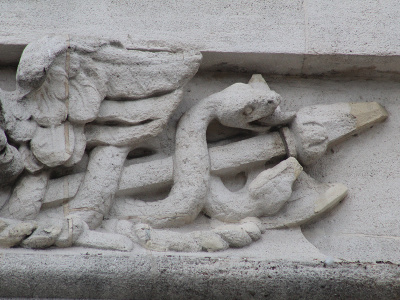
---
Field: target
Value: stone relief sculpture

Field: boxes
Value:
[0,36,388,252]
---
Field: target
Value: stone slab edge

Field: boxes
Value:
[2,43,400,79]
[1,252,399,299]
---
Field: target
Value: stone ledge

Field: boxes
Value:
[1,250,399,299]
[2,44,400,80]
[200,52,400,78]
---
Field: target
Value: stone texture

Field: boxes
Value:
[292,102,388,166]
[0,35,203,252]
[0,137,24,185]
[30,122,75,167]
[43,133,287,204]
[20,224,62,249]
[18,143,44,173]
[0,220,37,247]
[183,74,397,262]
[1,249,400,299]
[96,90,183,126]
[67,146,129,230]
[2,0,400,57]
[213,225,253,248]
[0,173,48,220]
[205,157,302,222]
[0,1,306,54]
[0,57,389,254]
[110,76,283,230]
[0,0,399,298]
[74,226,134,251]
[3,24,396,297]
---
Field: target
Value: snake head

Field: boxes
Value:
[216,75,281,132]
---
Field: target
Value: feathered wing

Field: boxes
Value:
[13,35,201,167]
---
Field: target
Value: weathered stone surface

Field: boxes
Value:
[0,186,11,209]
[31,122,75,167]
[64,124,86,167]
[0,220,37,248]
[0,36,202,252]
[204,157,302,222]
[3,0,400,58]
[111,76,283,230]
[85,119,165,147]
[74,227,133,251]
[68,146,129,230]
[350,102,389,135]
[27,63,69,127]
[116,133,286,196]
[96,90,183,125]
[0,36,392,265]
[192,231,229,252]
[135,224,203,252]
[54,218,84,248]
[209,133,286,176]
[42,173,84,208]
[1,250,400,300]
[262,173,348,229]
[213,224,253,248]
[239,221,262,241]
[17,35,201,105]
[0,140,24,186]
[0,91,37,143]
[1,2,400,298]
[0,128,6,151]
[21,224,62,249]
[292,102,388,166]
[0,173,48,220]
[248,157,303,214]
[44,133,287,205]
[18,143,43,173]
[67,64,105,124]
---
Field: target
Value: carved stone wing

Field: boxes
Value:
[9,35,201,167]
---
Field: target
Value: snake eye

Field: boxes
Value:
[243,105,254,116]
